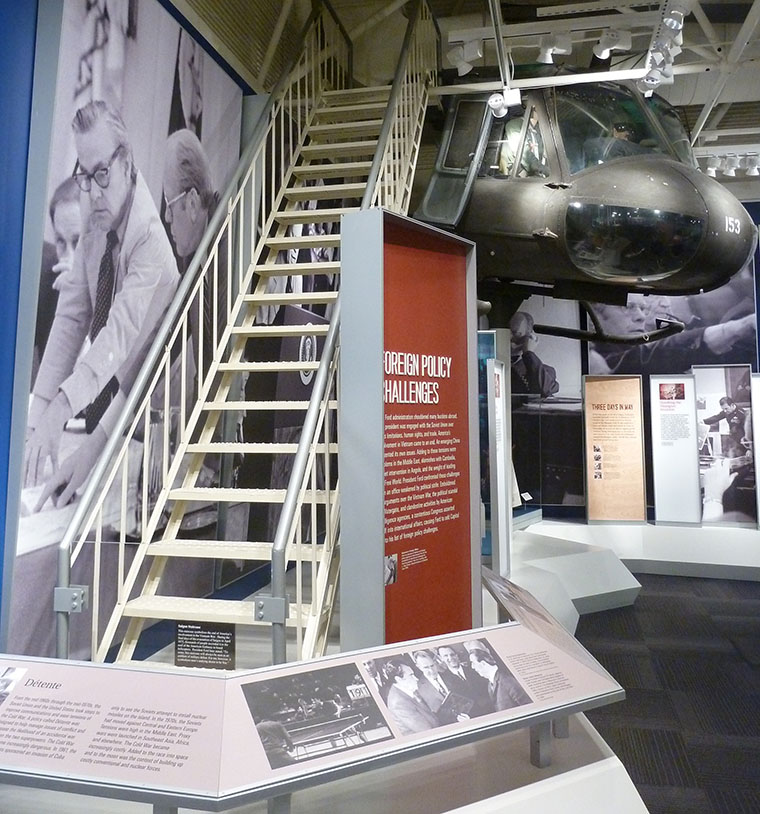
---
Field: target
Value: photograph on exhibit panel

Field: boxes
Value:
[692,364,757,524]
[241,663,393,769]
[363,638,532,737]
[505,295,585,508]
[12,0,243,658]
[587,260,758,378]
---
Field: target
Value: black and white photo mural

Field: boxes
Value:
[11,0,243,657]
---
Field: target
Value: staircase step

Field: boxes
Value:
[307,120,383,139]
[275,206,356,224]
[301,141,378,159]
[315,102,388,121]
[265,234,341,251]
[148,539,275,560]
[284,183,365,201]
[147,539,324,560]
[168,487,327,503]
[322,86,391,103]
[242,291,338,306]
[230,323,330,337]
[292,161,372,179]
[202,399,337,411]
[217,360,320,374]
[186,441,337,454]
[122,596,304,627]
[253,260,340,277]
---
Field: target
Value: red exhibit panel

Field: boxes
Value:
[383,221,472,642]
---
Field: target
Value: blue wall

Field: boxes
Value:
[0,1,38,616]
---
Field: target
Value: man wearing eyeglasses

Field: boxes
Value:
[27,100,179,508]
[162,128,224,379]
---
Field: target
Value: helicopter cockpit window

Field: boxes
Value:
[554,84,672,173]
[646,95,698,168]
[480,106,549,178]
[443,100,485,171]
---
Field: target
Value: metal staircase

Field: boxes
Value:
[55,0,438,667]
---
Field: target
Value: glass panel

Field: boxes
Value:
[443,100,486,170]
[647,94,698,168]
[553,83,674,173]
[484,107,549,178]
[566,202,705,282]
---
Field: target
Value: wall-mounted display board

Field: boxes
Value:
[487,357,512,577]
[583,376,646,523]
[0,616,623,811]
[340,210,480,650]
[650,375,701,525]
[692,364,756,525]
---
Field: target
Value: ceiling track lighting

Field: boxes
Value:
[592,28,632,61]
[446,39,483,77]
[701,153,760,178]
[537,33,572,64]
[637,0,693,96]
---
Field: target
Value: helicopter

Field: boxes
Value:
[415,68,758,333]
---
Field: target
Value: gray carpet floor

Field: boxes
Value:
[574,573,760,814]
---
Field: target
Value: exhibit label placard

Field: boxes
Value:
[0,614,623,803]
[583,376,646,523]
[382,219,473,642]
[650,375,701,524]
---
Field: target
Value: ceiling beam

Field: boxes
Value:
[691,0,760,143]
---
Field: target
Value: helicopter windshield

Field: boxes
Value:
[554,83,677,173]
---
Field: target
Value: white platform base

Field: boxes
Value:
[509,530,641,616]
[0,715,647,813]
[526,520,760,581]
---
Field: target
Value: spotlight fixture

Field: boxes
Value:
[592,29,632,61]
[745,155,760,176]
[487,86,522,118]
[722,154,740,177]
[537,33,572,64]
[663,1,693,31]
[705,156,720,178]
[446,39,483,77]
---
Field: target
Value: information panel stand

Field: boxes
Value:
[0,610,624,813]
[339,209,480,650]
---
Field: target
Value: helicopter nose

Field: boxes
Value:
[564,158,756,293]
[683,165,758,289]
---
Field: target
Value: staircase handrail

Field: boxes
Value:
[55,0,351,659]
[269,0,440,664]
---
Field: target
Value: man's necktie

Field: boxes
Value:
[85,230,119,434]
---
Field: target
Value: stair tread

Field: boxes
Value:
[229,324,330,336]
[148,540,276,559]
[284,183,364,199]
[217,360,321,372]
[265,234,341,249]
[300,141,378,158]
[316,102,388,117]
[122,595,305,626]
[202,400,337,411]
[292,162,372,179]
[274,207,356,223]
[242,291,338,304]
[186,441,336,453]
[169,486,327,503]
[308,120,382,135]
[253,260,340,276]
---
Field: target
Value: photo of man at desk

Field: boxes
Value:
[24,100,179,510]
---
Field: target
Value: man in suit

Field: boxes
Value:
[436,644,492,716]
[469,649,532,712]
[27,100,179,507]
[385,659,440,735]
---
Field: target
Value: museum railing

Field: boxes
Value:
[55,0,352,661]
[267,0,440,663]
